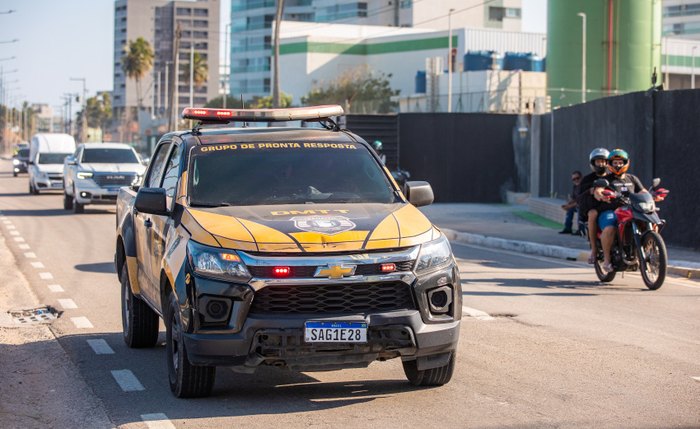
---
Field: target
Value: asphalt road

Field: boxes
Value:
[0,159,699,429]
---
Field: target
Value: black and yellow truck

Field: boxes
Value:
[115,105,461,397]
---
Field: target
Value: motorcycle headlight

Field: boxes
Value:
[77,171,94,180]
[638,200,655,213]
[414,235,454,274]
[187,241,251,283]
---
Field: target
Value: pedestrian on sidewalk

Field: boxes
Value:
[559,170,582,234]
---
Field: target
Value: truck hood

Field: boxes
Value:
[35,164,65,174]
[181,202,440,253]
[79,163,146,174]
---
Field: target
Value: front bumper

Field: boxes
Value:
[179,247,461,372]
[73,184,121,205]
[34,175,64,190]
[13,163,27,173]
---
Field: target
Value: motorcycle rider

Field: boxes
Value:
[577,148,610,264]
[372,140,387,165]
[593,149,648,273]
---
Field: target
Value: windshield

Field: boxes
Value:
[189,142,397,206]
[38,153,71,164]
[82,148,139,163]
[17,149,29,158]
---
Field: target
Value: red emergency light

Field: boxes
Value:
[380,263,396,273]
[181,105,345,123]
[272,266,291,277]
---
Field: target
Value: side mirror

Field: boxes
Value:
[652,178,661,188]
[66,156,77,166]
[593,178,609,188]
[135,187,168,215]
[405,181,434,207]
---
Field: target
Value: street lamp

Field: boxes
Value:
[577,12,587,103]
[692,46,697,89]
[447,8,455,113]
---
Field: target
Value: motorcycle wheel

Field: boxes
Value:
[638,231,667,290]
[594,257,616,282]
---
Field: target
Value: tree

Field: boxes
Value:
[301,67,399,113]
[121,37,154,108]
[182,52,208,88]
[252,93,292,108]
[204,95,246,109]
[83,92,112,131]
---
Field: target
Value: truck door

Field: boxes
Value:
[134,142,171,305]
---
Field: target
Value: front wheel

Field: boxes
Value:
[166,294,216,397]
[638,231,667,290]
[402,351,456,387]
[63,192,74,210]
[73,187,84,213]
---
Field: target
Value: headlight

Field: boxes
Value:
[12,159,20,165]
[187,241,251,283]
[35,171,47,179]
[76,171,93,179]
[414,235,453,274]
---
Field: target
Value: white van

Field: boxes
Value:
[28,133,77,194]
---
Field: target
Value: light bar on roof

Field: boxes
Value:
[181,105,344,123]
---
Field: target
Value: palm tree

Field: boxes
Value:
[182,52,208,88]
[121,37,154,108]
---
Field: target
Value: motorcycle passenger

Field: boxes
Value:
[577,148,610,264]
[593,149,648,273]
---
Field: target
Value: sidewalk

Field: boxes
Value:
[419,203,700,279]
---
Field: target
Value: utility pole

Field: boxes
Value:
[447,8,455,113]
[189,44,194,107]
[577,12,587,103]
[272,0,285,107]
[223,22,231,108]
[70,77,87,141]
[169,23,181,130]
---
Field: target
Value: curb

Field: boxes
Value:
[442,228,700,280]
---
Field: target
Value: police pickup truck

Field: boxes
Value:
[114,105,461,398]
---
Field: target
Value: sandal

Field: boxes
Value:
[603,262,614,273]
[587,254,596,264]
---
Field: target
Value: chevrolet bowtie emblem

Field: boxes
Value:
[314,264,356,279]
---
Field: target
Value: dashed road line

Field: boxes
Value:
[31,261,45,269]
[141,413,176,429]
[24,252,36,258]
[7,224,15,229]
[9,230,19,236]
[18,244,30,250]
[13,237,24,242]
[71,317,94,329]
[87,339,115,355]
[462,306,495,321]
[58,299,77,310]
[48,284,64,293]
[39,272,53,280]
[111,370,145,392]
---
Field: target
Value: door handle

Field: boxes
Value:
[144,219,153,228]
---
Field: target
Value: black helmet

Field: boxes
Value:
[589,148,609,175]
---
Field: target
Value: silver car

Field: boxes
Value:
[63,143,146,213]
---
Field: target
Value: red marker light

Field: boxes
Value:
[380,263,396,273]
[272,266,291,277]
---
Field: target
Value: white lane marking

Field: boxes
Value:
[48,284,64,293]
[141,414,176,429]
[18,244,30,250]
[13,237,24,242]
[2,220,10,225]
[31,262,45,269]
[111,370,145,392]
[71,317,94,329]
[7,224,15,229]
[692,376,700,383]
[24,252,36,258]
[9,230,19,236]
[39,272,53,280]
[462,306,495,321]
[58,299,77,309]
[87,339,115,355]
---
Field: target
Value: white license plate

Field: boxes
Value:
[304,321,367,343]
[51,182,63,188]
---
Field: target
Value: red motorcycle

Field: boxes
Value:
[592,179,670,290]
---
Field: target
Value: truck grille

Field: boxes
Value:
[248,260,414,278]
[93,173,136,187]
[249,281,415,315]
[48,173,63,181]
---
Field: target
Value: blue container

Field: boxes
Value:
[415,70,426,93]
[503,52,544,71]
[464,50,503,71]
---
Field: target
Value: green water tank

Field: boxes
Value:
[547,0,661,107]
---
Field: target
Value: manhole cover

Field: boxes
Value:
[8,306,60,325]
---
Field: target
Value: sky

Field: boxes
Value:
[0,0,546,112]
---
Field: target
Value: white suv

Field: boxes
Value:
[63,143,146,213]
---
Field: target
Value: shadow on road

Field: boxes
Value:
[74,262,115,274]
[0,207,114,217]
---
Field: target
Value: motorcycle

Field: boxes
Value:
[391,168,411,193]
[590,178,670,290]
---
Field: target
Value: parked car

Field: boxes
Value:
[115,105,461,398]
[28,133,76,194]
[63,142,145,213]
[12,147,30,177]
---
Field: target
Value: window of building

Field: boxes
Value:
[489,6,505,22]
[193,31,208,39]
[400,0,411,8]
[177,7,191,16]
[193,8,208,17]
[506,8,521,18]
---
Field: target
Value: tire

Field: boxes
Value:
[30,182,39,195]
[638,231,667,290]
[121,264,159,348]
[402,351,456,387]
[594,257,616,282]
[63,192,74,210]
[166,294,215,398]
[13,171,17,177]
[73,188,84,213]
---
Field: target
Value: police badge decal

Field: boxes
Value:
[291,215,356,235]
